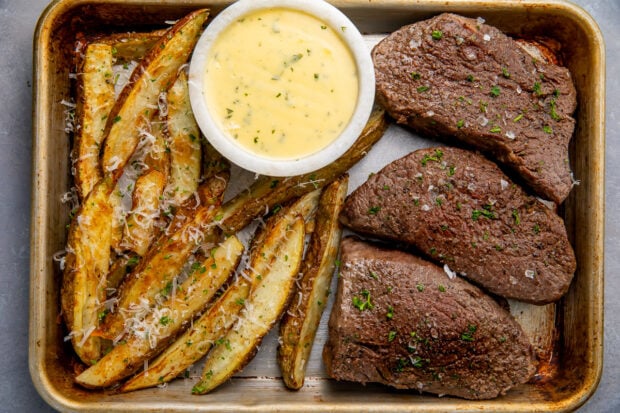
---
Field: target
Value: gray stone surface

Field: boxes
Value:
[0,0,616,411]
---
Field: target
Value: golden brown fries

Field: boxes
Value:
[75,236,244,388]
[220,106,387,233]
[165,71,202,206]
[192,217,305,394]
[278,174,348,389]
[101,9,209,178]
[73,43,115,200]
[61,177,114,365]
[121,190,320,391]
[98,198,222,339]
[122,169,167,256]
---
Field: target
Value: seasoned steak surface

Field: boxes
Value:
[340,146,576,304]
[324,237,536,400]
[372,13,577,204]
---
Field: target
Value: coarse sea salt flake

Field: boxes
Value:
[444,264,457,280]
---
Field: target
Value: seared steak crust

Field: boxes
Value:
[372,13,577,204]
[340,147,576,304]
[324,237,536,400]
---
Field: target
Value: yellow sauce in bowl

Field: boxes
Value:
[204,8,359,160]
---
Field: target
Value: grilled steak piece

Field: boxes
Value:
[372,13,577,204]
[324,237,536,400]
[340,147,576,304]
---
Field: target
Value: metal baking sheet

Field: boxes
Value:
[30,0,605,411]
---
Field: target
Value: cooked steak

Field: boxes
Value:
[372,13,577,204]
[339,146,576,304]
[323,237,536,400]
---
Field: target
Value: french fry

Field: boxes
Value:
[61,177,114,365]
[165,71,202,206]
[73,43,115,200]
[278,174,348,389]
[101,9,209,178]
[75,236,244,388]
[98,174,226,340]
[120,190,320,391]
[192,217,306,394]
[122,169,167,256]
[219,106,388,233]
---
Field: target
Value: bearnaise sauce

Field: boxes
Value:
[204,8,359,160]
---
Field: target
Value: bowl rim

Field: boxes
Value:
[188,0,375,176]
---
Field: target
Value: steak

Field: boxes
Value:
[339,146,576,304]
[372,13,577,204]
[323,237,536,400]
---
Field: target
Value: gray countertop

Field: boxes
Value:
[2,0,617,411]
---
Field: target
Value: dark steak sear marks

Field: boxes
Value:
[372,13,577,204]
[323,237,536,400]
[340,147,576,304]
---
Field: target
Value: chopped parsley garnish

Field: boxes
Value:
[543,125,553,134]
[421,149,444,166]
[472,208,496,221]
[416,283,425,292]
[533,81,542,96]
[438,285,446,292]
[411,72,421,80]
[512,209,521,225]
[417,85,430,93]
[160,315,172,326]
[533,223,541,234]
[513,113,524,122]
[501,67,510,78]
[368,206,381,215]
[466,74,474,82]
[490,85,501,97]
[490,126,501,133]
[431,30,443,40]
[386,305,394,319]
[461,324,477,341]
[352,290,374,311]
[448,166,456,176]
[388,330,397,342]
[456,119,464,129]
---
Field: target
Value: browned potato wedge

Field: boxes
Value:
[165,71,202,206]
[61,177,114,365]
[220,106,388,233]
[120,190,319,391]
[192,217,305,394]
[278,174,348,389]
[102,29,167,63]
[75,236,244,388]
[122,169,167,256]
[98,175,226,340]
[120,277,251,392]
[101,9,209,178]
[73,43,115,200]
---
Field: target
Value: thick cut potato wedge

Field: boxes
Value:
[278,174,348,389]
[101,9,209,177]
[120,191,317,391]
[73,43,115,200]
[192,217,305,394]
[120,278,250,392]
[98,176,226,340]
[220,106,388,233]
[102,29,167,63]
[165,71,202,206]
[75,236,244,388]
[122,169,167,256]
[61,177,114,364]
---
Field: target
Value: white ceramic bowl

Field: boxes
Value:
[189,0,375,176]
